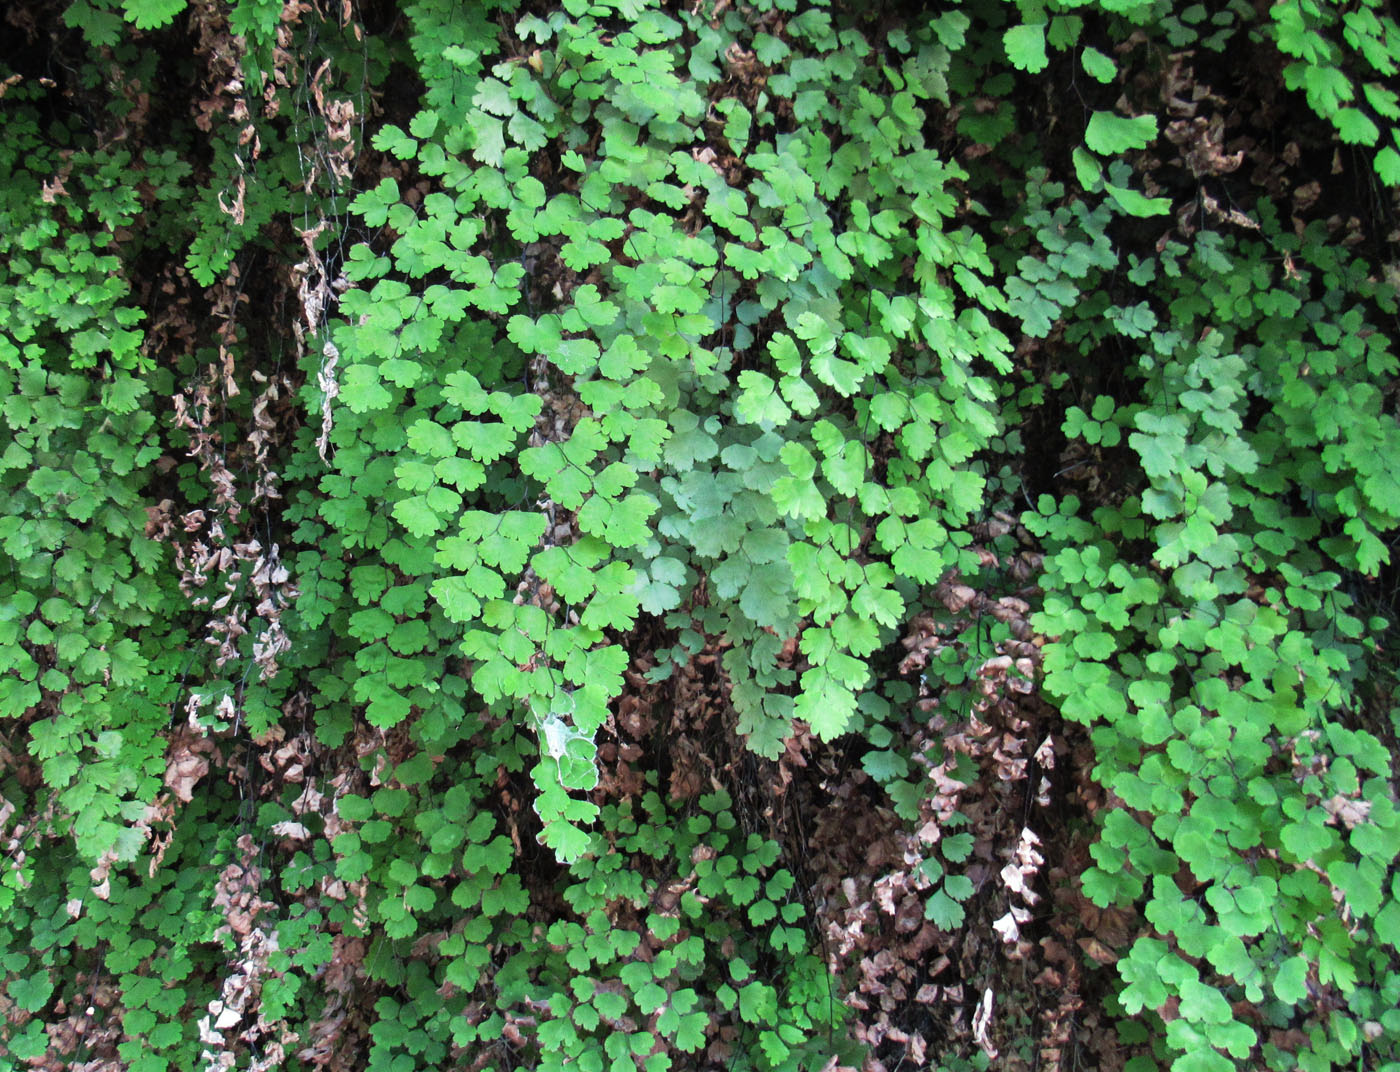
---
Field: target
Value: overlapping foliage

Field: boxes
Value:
[2,1,1399,1071]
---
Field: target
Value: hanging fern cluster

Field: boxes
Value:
[2,1,1400,1071]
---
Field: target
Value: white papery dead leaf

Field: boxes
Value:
[971,988,998,1059]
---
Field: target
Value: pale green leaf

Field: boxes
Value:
[1085,111,1158,154]
[1004,23,1049,73]
[1081,46,1116,83]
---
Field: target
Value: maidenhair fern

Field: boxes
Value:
[3,1,1400,1071]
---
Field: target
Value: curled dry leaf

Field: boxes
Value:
[165,724,215,804]
[970,988,998,1059]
